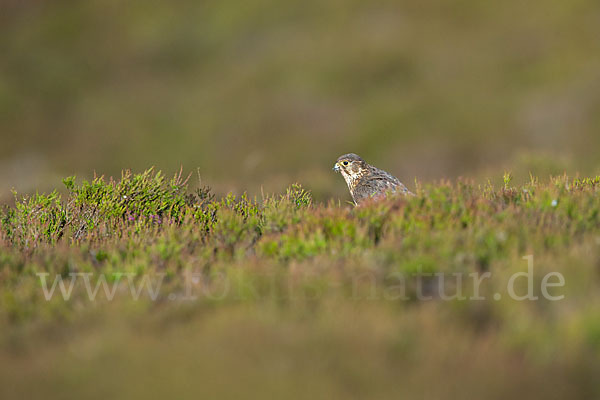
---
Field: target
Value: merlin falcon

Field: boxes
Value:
[333,153,413,205]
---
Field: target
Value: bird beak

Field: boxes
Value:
[333,163,340,172]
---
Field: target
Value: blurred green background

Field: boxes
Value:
[1,0,600,201]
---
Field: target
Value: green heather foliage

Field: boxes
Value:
[1,169,600,399]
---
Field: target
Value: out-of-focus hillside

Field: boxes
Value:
[1,0,600,201]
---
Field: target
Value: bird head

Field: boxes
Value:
[333,153,368,185]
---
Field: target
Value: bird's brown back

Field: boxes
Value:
[351,165,411,204]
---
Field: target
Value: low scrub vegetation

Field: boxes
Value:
[1,169,600,399]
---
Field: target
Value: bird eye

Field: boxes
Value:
[342,161,349,166]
